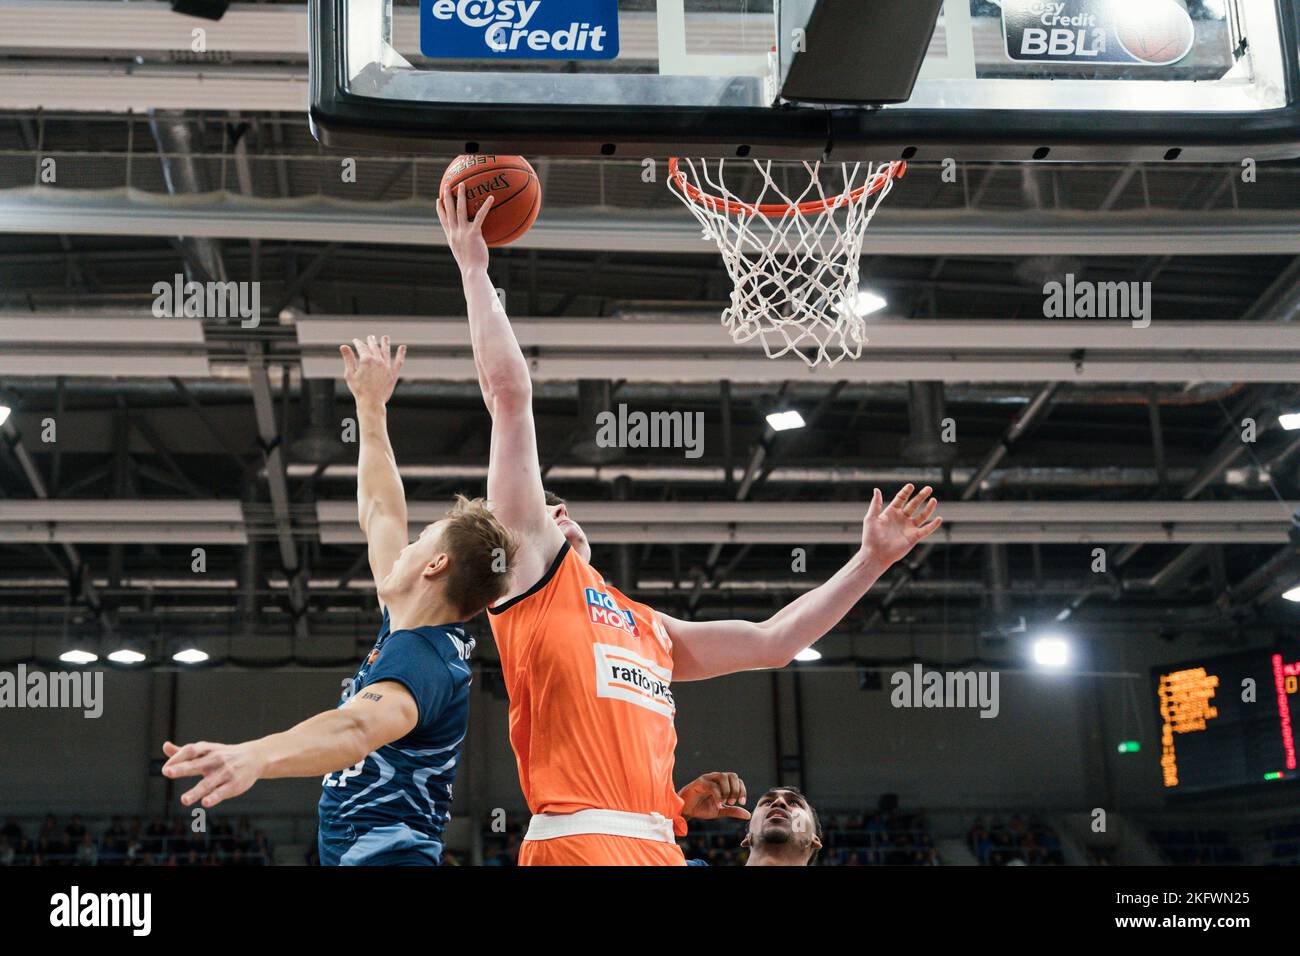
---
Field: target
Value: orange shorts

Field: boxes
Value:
[518,834,686,866]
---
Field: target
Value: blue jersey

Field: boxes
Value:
[317,610,474,866]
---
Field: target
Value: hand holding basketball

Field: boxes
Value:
[437,183,494,274]
[860,484,943,568]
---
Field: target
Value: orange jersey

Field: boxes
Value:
[488,542,685,831]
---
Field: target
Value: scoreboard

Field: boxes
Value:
[1153,647,1300,794]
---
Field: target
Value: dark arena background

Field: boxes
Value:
[0,0,1299,937]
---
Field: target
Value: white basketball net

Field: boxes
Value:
[669,158,904,368]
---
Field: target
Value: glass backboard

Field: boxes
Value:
[309,0,1300,161]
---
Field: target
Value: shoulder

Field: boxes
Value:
[389,624,473,665]
[489,540,572,617]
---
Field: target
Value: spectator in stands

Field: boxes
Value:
[0,835,13,866]
[75,832,98,866]
[741,787,823,866]
[145,817,167,855]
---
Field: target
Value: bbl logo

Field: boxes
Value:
[1002,0,1196,66]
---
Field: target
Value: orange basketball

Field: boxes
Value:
[440,154,541,248]
[1115,0,1195,66]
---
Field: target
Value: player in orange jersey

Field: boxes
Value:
[439,185,942,865]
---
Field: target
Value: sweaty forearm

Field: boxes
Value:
[462,266,531,403]
[251,709,372,780]
[355,401,406,529]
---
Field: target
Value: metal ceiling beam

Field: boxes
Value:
[0,317,210,378]
[0,499,1291,545]
[1,191,1298,256]
[0,500,247,544]
[316,500,1299,547]
[293,318,1300,385]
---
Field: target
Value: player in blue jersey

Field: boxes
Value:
[161,335,519,866]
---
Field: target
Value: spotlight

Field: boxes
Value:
[1031,634,1071,669]
[837,288,888,319]
[172,647,210,665]
[766,409,806,432]
[108,647,147,665]
[0,404,10,427]
[59,647,98,665]
[1283,584,1300,603]
[793,647,822,662]
[1280,411,1300,431]
[852,290,888,317]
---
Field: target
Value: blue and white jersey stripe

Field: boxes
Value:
[318,611,474,859]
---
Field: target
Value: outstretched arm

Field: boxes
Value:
[437,185,564,592]
[160,681,418,809]
[666,485,943,681]
[340,336,408,609]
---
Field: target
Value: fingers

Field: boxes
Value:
[702,771,747,810]
[456,181,467,225]
[915,497,939,526]
[719,806,753,821]
[914,516,944,542]
[199,781,240,810]
[888,483,916,512]
[720,771,745,808]
[393,344,407,378]
[162,740,179,757]
[180,769,229,808]
[161,741,212,776]
[472,193,495,228]
[866,487,883,520]
[902,486,933,518]
[339,344,358,377]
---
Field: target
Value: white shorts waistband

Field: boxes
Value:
[523,809,676,845]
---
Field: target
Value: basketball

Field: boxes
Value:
[440,154,542,247]
[1115,0,1195,66]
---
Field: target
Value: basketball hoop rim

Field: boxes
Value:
[667,158,906,219]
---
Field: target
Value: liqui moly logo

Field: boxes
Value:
[585,587,640,637]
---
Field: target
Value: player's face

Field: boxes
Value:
[546,501,591,562]
[747,789,820,857]
[384,521,448,593]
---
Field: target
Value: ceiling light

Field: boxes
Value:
[1032,634,1071,669]
[767,410,806,432]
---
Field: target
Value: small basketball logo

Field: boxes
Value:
[1115,0,1196,66]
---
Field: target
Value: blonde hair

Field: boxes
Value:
[439,495,519,619]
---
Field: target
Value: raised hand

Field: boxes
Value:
[339,334,406,409]
[861,484,943,567]
[436,182,494,274]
